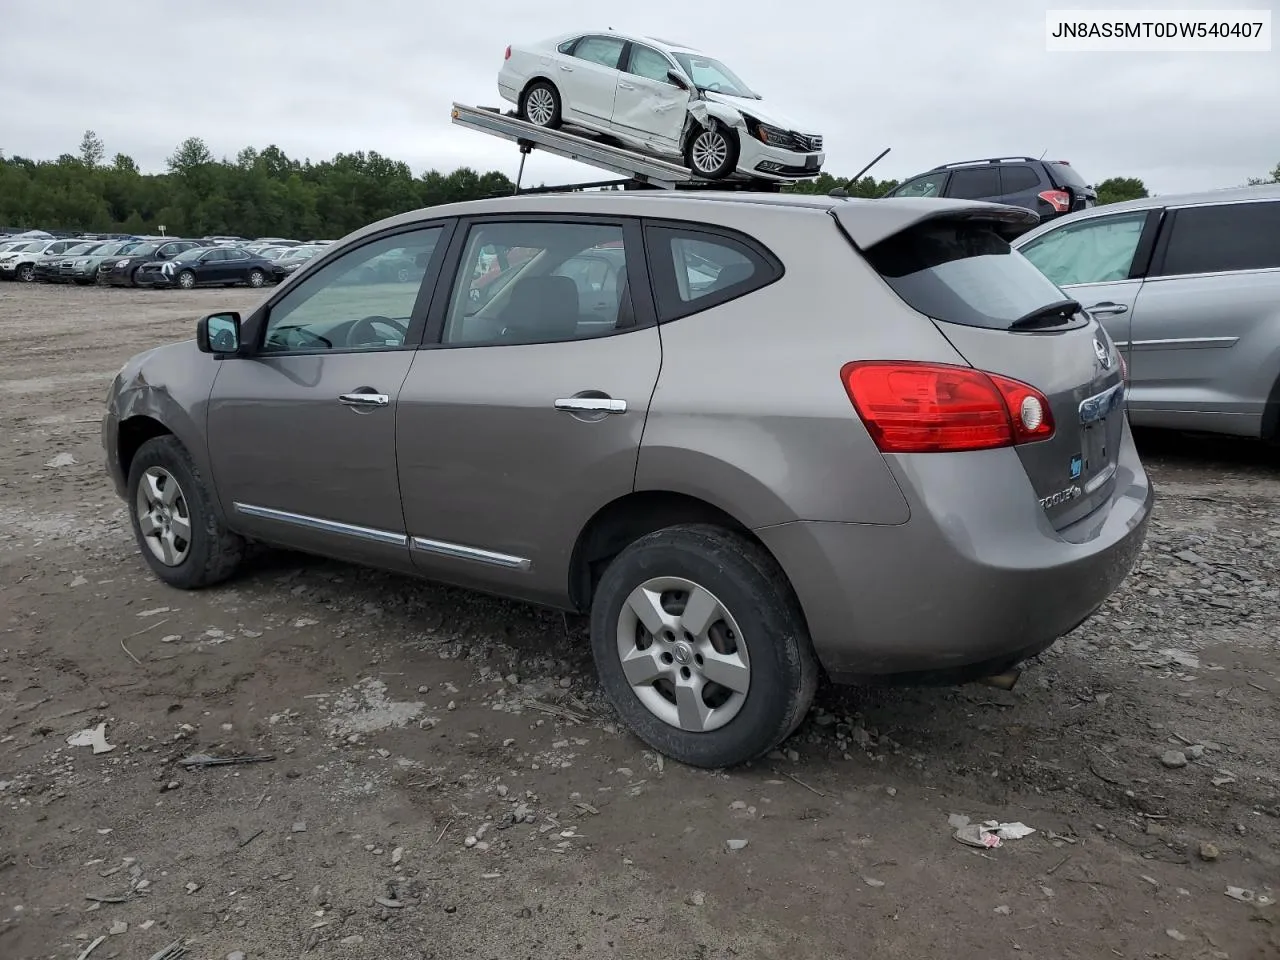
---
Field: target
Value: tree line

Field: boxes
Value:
[1,130,1275,240]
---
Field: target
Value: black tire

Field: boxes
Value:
[684,122,740,180]
[519,79,562,129]
[129,267,142,287]
[126,435,244,589]
[590,523,819,769]
[176,270,196,290]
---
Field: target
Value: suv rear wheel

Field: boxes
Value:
[590,524,818,768]
[127,436,244,589]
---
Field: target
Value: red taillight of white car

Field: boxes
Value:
[1038,189,1071,213]
[840,361,1056,453]
[504,45,512,60]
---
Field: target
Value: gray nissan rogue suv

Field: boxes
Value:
[102,189,1153,768]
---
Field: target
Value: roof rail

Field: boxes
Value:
[450,103,790,195]
[932,156,1042,170]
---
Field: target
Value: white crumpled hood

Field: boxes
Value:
[701,91,818,136]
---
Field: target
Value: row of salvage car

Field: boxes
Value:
[0,236,331,289]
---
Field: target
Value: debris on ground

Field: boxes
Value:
[177,753,276,768]
[725,839,749,852]
[66,722,115,755]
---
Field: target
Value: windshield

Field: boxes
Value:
[173,247,205,263]
[65,242,99,256]
[671,52,756,98]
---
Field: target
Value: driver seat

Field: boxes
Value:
[498,275,581,342]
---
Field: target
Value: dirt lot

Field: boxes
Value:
[1,282,1278,960]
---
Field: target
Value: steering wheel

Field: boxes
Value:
[346,315,408,348]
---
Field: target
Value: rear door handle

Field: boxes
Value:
[618,81,635,89]
[1087,302,1129,316]
[554,397,627,414]
[339,392,389,407]
[559,64,574,71]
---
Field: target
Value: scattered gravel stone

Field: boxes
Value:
[292,821,307,833]
[1198,841,1220,862]
[1161,750,1188,769]
[1166,929,1187,942]
[863,877,885,888]
[730,800,747,810]
[108,921,127,935]
[993,905,1011,915]
[685,890,706,906]
[725,839,748,852]
[228,952,246,960]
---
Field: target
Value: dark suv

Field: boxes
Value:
[884,157,1097,225]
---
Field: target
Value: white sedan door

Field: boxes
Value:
[556,35,626,128]
[610,42,690,149]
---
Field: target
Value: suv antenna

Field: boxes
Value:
[1039,148,1048,159]
[847,146,891,190]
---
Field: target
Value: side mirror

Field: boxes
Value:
[196,311,241,355]
[666,69,690,91]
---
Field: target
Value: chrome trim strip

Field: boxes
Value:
[232,502,407,546]
[1078,382,1125,425]
[1127,336,1238,351]
[1084,461,1117,495]
[554,397,627,414]
[410,536,531,570]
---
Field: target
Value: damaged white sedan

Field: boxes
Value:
[497,30,825,182]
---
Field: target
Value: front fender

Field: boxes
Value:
[107,340,223,516]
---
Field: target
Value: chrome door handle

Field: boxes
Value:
[618,81,635,89]
[560,64,574,71]
[1087,302,1129,316]
[338,392,389,407]
[554,397,627,414]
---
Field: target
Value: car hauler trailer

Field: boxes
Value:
[450,103,810,195]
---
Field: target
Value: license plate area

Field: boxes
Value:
[804,154,819,170]
[1077,382,1124,491]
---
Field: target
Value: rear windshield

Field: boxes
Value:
[1046,161,1088,189]
[863,218,1082,330]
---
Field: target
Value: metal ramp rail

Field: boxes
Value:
[449,102,789,195]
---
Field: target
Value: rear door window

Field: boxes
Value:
[946,168,1002,199]
[573,36,625,69]
[1001,166,1041,193]
[863,218,1084,330]
[1154,200,1280,276]
[1018,211,1149,287]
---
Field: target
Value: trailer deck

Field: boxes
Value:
[449,103,796,194]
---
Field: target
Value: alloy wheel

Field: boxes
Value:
[691,131,729,174]
[135,466,192,566]
[615,576,751,732]
[526,87,556,126]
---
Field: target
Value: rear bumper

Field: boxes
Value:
[756,423,1153,680]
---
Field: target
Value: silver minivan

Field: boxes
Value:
[1013,184,1280,441]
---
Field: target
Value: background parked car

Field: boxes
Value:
[35,240,108,283]
[102,240,209,286]
[1013,183,1280,441]
[135,245,282,289]
[0,239,63,281]
[884,157,1097,225]
[62,239,148,285]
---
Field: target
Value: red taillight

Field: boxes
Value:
[504,45,512,60]
[840,361,1055,454]
[1038,189,1071,213]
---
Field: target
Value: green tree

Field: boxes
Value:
[0,133,514,237]
[1247,161,1280,185]
[1095,176,1148,205]
[79,130,105,167]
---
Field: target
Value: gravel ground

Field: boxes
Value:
[1,283,1278,960]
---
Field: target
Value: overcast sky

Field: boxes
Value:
[1,1,1276,195]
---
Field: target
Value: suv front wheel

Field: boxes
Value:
[590,524,818,768]
[126,435,245,589]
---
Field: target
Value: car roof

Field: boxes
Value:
[1014,182,1280,242]
[340,190,1039,251]
[553,29,703,56]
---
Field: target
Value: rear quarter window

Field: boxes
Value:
[863,218,1083,330]
[1046,162,1089,190]
[644,223,782,322]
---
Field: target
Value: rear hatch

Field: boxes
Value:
[1045,161,1096,210]
[841,204,1126,531]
